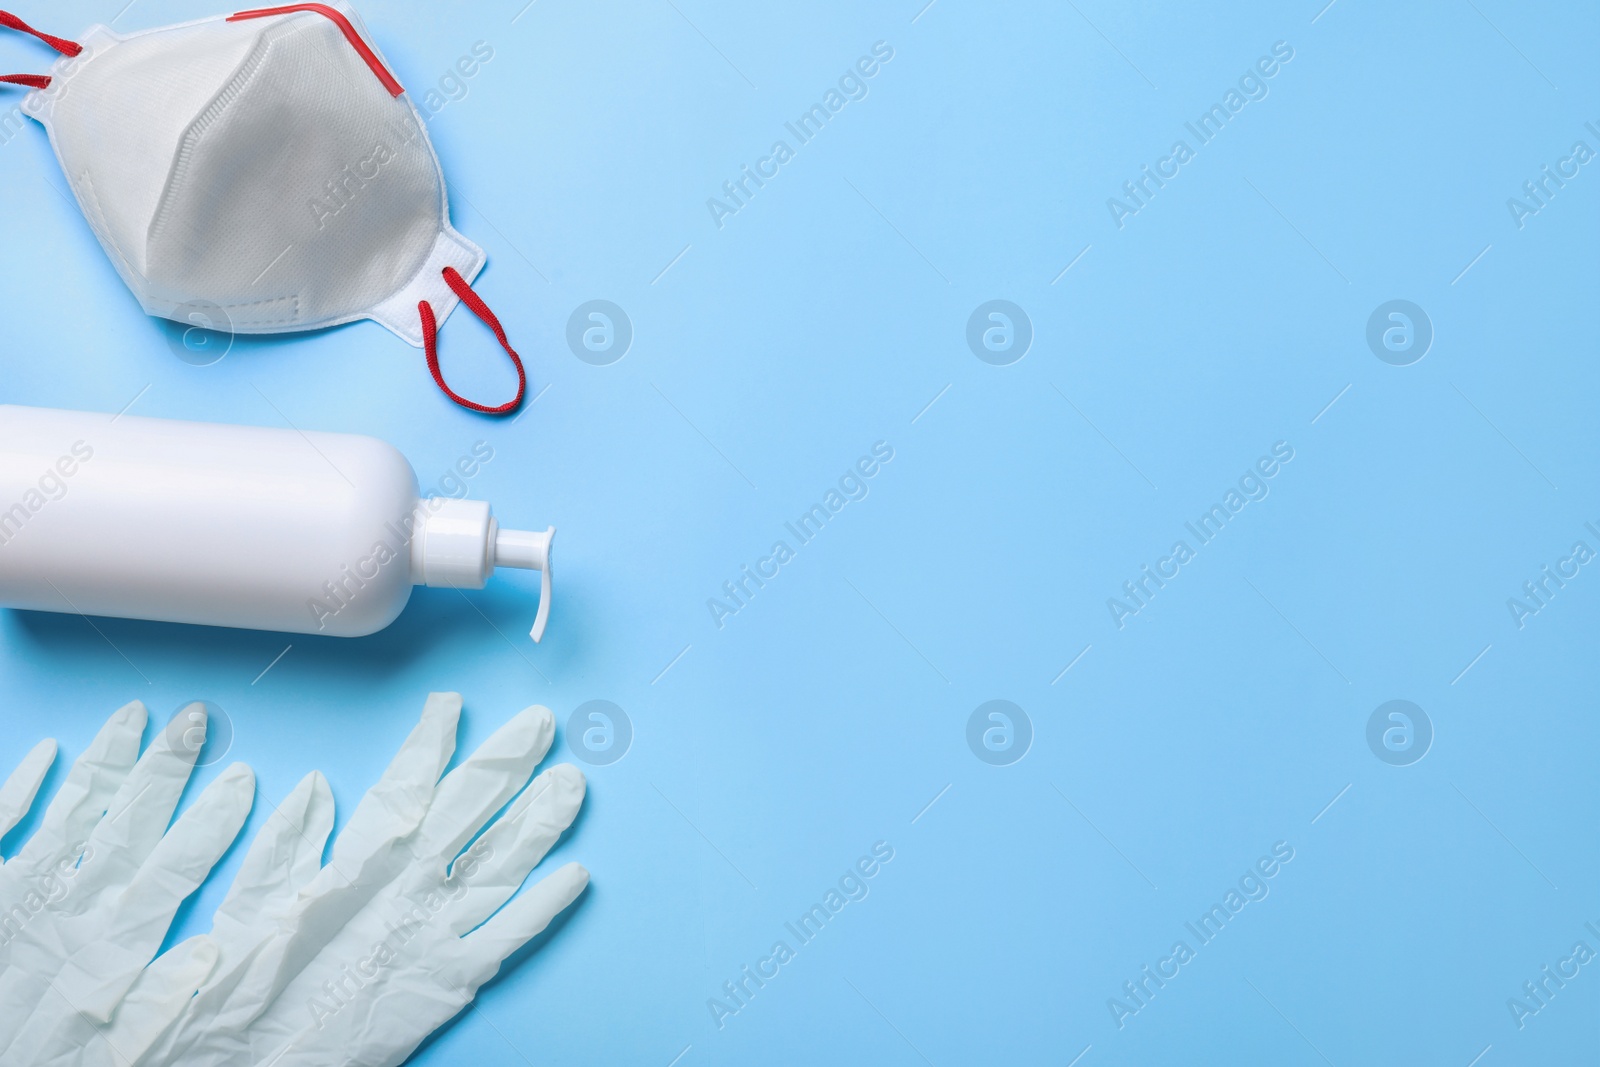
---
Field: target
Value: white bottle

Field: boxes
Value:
[0,405,553,640]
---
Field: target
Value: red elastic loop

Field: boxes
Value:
[418,267,527,416]
[0,11,82,57]
[0,73,48,89]
[226,4,403,96]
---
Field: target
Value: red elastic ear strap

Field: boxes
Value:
[0,73,49,89]
[0,10,82,56]
[418,267,527,416]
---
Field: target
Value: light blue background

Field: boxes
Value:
[2,0,1597,1063]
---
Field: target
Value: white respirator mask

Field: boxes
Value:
[2,3,528,415]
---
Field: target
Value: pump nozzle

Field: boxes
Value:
[495,526,554,642]
[413,500,555,643]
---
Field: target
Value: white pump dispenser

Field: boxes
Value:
[0,405,554,640]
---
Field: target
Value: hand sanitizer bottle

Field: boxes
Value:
[0,404,554,640]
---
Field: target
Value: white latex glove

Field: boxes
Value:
[16,772,337,1067]
[0,737,57,849]
[0,703,253,1064]
[15,934,222,1067]
[0,703,144,966]
[150,693,588,1067]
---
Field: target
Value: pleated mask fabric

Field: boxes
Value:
[3,4,528,415]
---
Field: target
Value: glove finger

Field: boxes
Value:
[0,755,244,1062]
[57,762,255,1023]
[16,702,146,870]
[415,705,554,868]
[322,693,459,881]
[212,771,333,945]
[79,705,209,895]
[100,935,219,1066]
[456,862,589,991]
[0,740,57,854]
[173,700,460,1043]
[445,764,585,937]
[171,776,331,1052]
